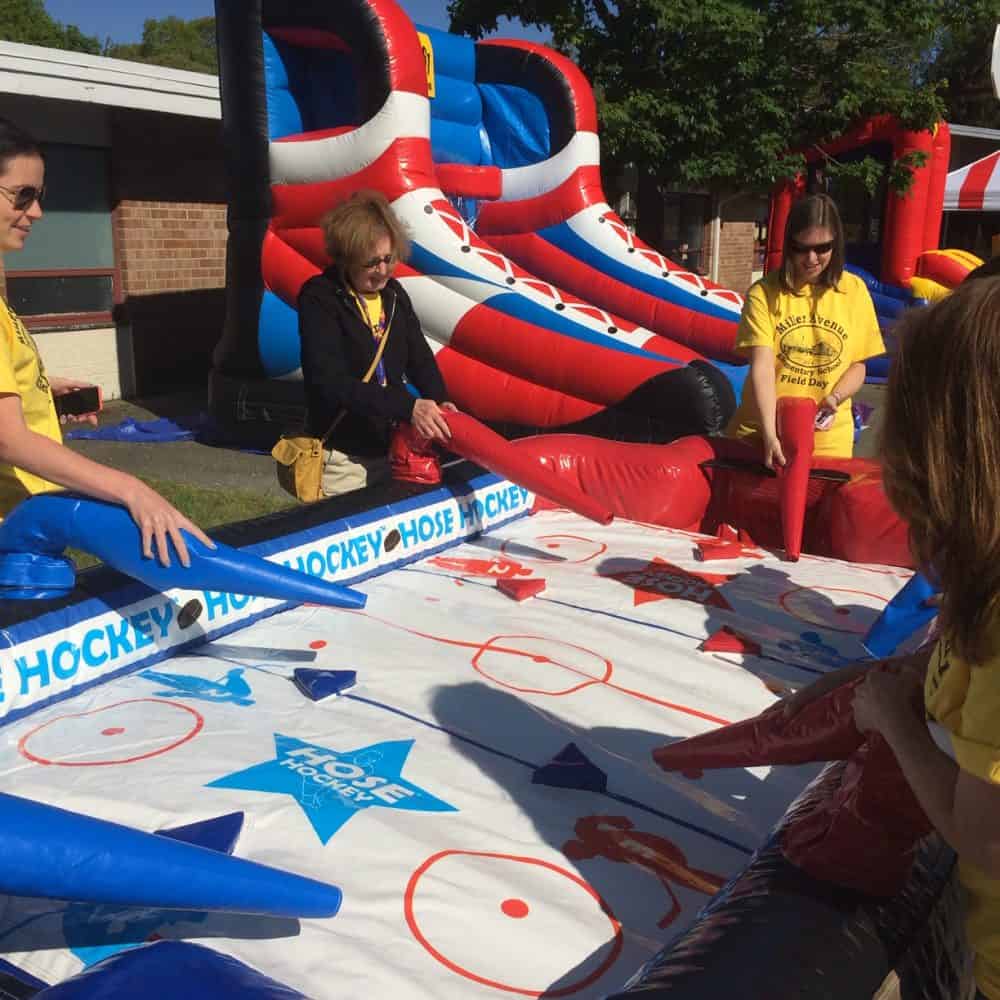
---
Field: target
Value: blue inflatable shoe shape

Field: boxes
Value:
[35,940,308,999]
[863,571,938,657]
[0,493,366,609]
[0,792,341,918]
[293,668,357,701]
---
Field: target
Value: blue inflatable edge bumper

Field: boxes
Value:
[0,471,531,729]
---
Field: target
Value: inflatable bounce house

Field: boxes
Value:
[208,0,753,446]
[766,116,983,380]
[0,2,971,997]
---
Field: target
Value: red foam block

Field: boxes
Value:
[700,627,761,655]
[497,578,547,601]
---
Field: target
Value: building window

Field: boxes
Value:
[4,143,119,328]
[663,192,710,272]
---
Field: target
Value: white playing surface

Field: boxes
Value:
[0,510,911,997]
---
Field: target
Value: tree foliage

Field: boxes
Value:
[0,0,100,53]
[106,16,217,74]
[447,0,980,192]
[925,0,1000,129]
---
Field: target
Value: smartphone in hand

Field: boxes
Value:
[54,386,103,418]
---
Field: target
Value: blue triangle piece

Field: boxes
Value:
[293,668,357,701]
[155,812,245,855]
[532,742,608,793]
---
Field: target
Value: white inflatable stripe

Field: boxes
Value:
[566,204,744,315]
[499,132,600,202]
[269,91,430,186]
[391,189,661,354]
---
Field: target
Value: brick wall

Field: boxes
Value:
[110,109,228,395]
[716,221,757,293]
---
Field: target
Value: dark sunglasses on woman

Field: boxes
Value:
[0,184,44,211]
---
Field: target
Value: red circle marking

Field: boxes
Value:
[101,727,125,737]
[779,586,888,634]
[19,699,204,767]
[502,898,530,919]
[309,640,327,650]
[404,849,623,996]
[472,635,613,696]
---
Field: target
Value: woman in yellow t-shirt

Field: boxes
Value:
[726,193,884,464]
[0,117,212,566]
[784,278,1000,999]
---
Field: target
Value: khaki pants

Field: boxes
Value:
[321,448,390,497]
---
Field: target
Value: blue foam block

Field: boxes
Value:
[293,668,357,701]
[532,742,608,793]
[155,812,245,856]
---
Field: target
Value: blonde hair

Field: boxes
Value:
[320,189,411,272]
[779,193,846,293]
[881,277,1000,663]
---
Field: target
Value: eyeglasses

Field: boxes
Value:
[789,239,834,256]
[360,253,396,270]
[0,184,44,212]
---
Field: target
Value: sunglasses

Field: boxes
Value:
[360,253,396,270]
[0,184,44,212]
[789,239,835,256]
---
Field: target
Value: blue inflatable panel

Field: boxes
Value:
[35,941,308,999]
[258,290,302,379]
[262,34,302,140]
[293,667,357,700]
[427,77,482,126]
[480,83,550,169]
[863,572,938,657]
[0,791,342,917]
[416,23,476,81]
[156,812,245,856]
[430,118,484,166]
[0,494,367,610]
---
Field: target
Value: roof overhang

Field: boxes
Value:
[0,41,220,120]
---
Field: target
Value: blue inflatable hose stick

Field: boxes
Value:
[0,791,342,917]
[862,571,938,658]
[0,494,366,608]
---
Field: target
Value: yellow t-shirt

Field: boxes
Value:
[0,298,62,514]
[725,270,884,457]
[925,631,1000,999]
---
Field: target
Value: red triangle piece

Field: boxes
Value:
[695,539,747,561]
[498,578,547,601]
[716,523,739,542]
[701,627,761,655]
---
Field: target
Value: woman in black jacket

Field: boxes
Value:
[298,190,454,496]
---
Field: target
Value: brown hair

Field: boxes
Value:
[779,193,845,293]
[320,189,411,273]
[881,276,1000,663]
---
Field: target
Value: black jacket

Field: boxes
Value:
[298,270,448,455]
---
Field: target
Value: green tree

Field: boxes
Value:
[0,0,100,53]
[926,0,1000,129]
[447,0,964,193]
[106,16,217,74]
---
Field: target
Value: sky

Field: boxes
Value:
[42,0,548,45]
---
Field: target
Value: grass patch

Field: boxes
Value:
[69,475,298,570]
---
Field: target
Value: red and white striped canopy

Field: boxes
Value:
[945,150,1000,212]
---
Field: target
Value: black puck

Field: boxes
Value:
[177,598,204,629]
[384,529,402,552]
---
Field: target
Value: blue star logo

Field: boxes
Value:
[207,735,457,844]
